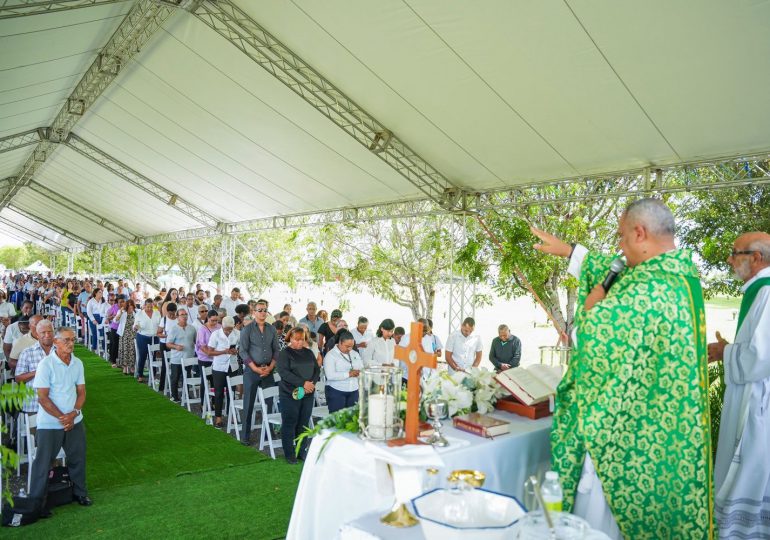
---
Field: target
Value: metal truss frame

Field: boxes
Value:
[66,133,219,226]
[0,215,67,250]
[0,0,130,20]
[0,0,177,212]
[66,251,74,274]
[0,128,42,154]
[93,245,102,276]
[192,0,458,205]
[7,204,93,248]
[219,235,235,292]
[447,217,475,335]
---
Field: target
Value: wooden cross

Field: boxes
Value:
[391,321,437,445]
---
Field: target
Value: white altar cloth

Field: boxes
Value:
[287,412,552,540]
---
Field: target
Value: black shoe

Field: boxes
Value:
[285,457,298,465]
[73,495,93,506]
[39,507,53,518]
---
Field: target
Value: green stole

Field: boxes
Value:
[736,277,770,334]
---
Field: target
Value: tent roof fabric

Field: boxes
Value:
[1,0,770,250]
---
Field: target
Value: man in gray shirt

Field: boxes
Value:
[166,310,197,402]
[239,299,280,444]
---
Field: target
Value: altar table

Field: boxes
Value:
[287,412,552,540]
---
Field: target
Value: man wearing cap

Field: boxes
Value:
[15,318,54,415]
[3,301,34,360]
[239,299,280,444]
[8,315,41,370]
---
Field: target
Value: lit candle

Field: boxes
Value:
[368,393,395,439]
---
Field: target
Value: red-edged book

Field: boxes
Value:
[452,413,511,438]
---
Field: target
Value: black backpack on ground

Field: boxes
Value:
[1,496,41,527]
[46,465,74,509]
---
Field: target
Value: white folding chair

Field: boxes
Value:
[96,322,108,359]
[147,343,162,390]
[225,374,244,437]
[180,357,201,412]
[258,386,282,459]
[312,380,329,421]
[162,350,173,398]
[200,366,216,424]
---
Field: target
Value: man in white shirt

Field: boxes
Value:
[445,317,483,373]
[220,287,240,317]
[3,301,33,360]
[708,232,770,539]
[8,315,40,370]
[350,316,374,364]
[166,309,197,402]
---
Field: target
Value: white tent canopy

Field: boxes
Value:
[1,1,769,251]
[24,260,50,273]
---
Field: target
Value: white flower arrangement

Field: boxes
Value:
[422,367,507,417]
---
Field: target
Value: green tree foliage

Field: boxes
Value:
[677,183,770,297]
[161,238,219,287]
[312,216,454,320]
[457,184,624,340]
[236,230,309,296]
[0,243,50,271]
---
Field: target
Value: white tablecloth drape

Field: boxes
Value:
[287,412,552,540]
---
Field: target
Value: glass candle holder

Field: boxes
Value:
[539,345,571,367]
[359,366,403,441]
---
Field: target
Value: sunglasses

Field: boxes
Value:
[256,308,267,313]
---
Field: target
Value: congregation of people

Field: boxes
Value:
[2,201,769,539]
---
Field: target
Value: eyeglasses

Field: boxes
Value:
[58,337,76,343]
[256,308,267,313]
[731,249,757,257]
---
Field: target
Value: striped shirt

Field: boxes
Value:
[15,341,49,413]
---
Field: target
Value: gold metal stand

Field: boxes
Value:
[380,502,419,527]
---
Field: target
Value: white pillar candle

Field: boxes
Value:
[368,394,395,439]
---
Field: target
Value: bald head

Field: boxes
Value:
[739,232,770,263]
[622,198,676,239]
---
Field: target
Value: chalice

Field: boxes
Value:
[426,399,449,447]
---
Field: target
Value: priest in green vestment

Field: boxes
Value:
[533,199,713,539]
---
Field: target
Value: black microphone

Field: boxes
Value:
[601,258,626,292]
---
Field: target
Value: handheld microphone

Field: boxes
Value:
[601,258,626,292]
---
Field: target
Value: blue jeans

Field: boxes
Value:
[135,334,158,378]
[325,385,358,413]
[88,314,102,350]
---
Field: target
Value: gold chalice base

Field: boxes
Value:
[380,502,419,527]
[448,469,486,488]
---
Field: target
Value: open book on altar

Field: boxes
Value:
[495,365,563,406]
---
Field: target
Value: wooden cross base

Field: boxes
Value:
[390,321,437,445]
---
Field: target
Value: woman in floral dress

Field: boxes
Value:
[117,299,138,375]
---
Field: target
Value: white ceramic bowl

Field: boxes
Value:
[412,488,526,540]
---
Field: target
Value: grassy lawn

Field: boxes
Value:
[705,296,741,309]
[4,346,300,539]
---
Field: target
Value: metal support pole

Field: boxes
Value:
[49,254,56,275]
[93,247,102,278]
[219,235,235,292]
[447,216,475,335]
[66,251,75,275]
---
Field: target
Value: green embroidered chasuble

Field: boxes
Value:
[551,249,713,539]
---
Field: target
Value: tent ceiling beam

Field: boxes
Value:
[191,0,459,206]
[65,133,220,227]
[0,0,131,20]
[0,214,68,251]
[0,128,43,155]
[95,150,770,249]
[0,0,177,213]
[25,180,141,242]
[7,204,93,248]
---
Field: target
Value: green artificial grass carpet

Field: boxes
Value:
[5,346,301,539]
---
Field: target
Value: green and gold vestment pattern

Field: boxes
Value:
[551,249,713,539]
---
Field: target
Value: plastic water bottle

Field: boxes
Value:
[541,471,563,512]
[18,488,26,498]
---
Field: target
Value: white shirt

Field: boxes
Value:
[3,321,22,345]
[0,301,15,317]
[158,316,178,344]
[208,327,240,372]
[368,336,395,367]
[86,298,104,323]
[351,327,374,364]
[445,330,483,372]
[220,297,238,317]
[324,345,364,392]
[133,309,161,336]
